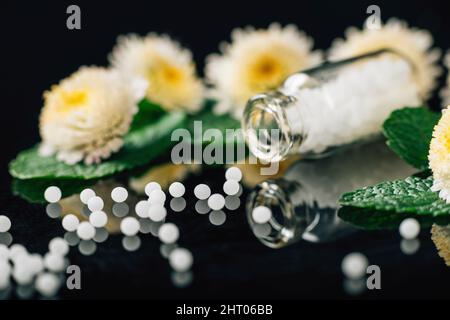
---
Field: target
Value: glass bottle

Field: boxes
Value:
[242,49,421,162]
[247,140,416,248]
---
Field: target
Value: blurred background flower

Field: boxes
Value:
[109,33,204,112]
[39,66,146,165]
[205,23,323,119]
[329,18,442,100]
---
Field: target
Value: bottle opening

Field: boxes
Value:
[242,92,297,163]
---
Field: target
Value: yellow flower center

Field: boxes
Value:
[59,89,88,112]
[246,54,288,93]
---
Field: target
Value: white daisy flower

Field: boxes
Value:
[109,33,204,112]
[39,66,146,165]
[329,18,442,99]
[205,23,323,119]
[429,106,450,203]
[440,52,450,106]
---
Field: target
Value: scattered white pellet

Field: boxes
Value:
[0,216,11,233]
[120,217,140,236]
[225,196,241,211]
[194,184,211,200]
[158,223,179,244]
[225,167,242,182]
[9,244,27,260]
[209,210,226,226]
[341,252,369,280]
[35,272,61,297]
[62,214,79,232]
[89,211,108,228]
[76,221,96,241]
[145,182,161,196]
[148,204,167,222]
[44,252,66,272]
[80,188,95,204]
[207,194,225,211]
[0,260,11,276]
[44,186,62,203]
[46,203,62,219]
[49,237,69,256]
[111,187,128,203]
[78,240,97,256]
[135,200,151,218]
[87,196,104,212]
[399,218,420,240]
[112,203,129,217]
[195,200,210,214]
[122,236,141,252]
[170,197,186,212]
[149,189,166,204]
[223,180,240,196]
[169,248,193,272]
[169,182,185,198]
[252,206,272,224]
[0,244,9,260]
[28,254,44,274]
[12,266,34,285]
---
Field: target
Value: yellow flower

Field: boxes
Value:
[329,18,441,99]
[109,33,204,112]
[39,66,146,165]
[205,23,323,119]
[429,106,450,202]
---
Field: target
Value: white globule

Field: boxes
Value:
[44,252,66,272]
[135,200,151,218]
[89,211,108,228]
[80,188,96,204]
[158,223,179,244]
[225,167,242,182]
[111,187,128,203]
[252,206,272,224]
[148,204,167,222]
[0,215,11,233]
[223,180,240,196]
[62,214,80,232]
[149,189,166,204]
[28,253,45,274]
[44,186,62,203]
[169,182,185,198]
[145,182,161,196]
[76,221,96,240]
[194,184,211,200]
[169,248,193,272]
[9,244,27,260]
[87,196,104,212]
[49,237,69,256]
[35,272,61,297]
[341,252,369,280]
[0,244,9,260]
[120,217,140,236]
[207,194,225,211]
[399,218,420,240]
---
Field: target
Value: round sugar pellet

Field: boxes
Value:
[158,223,179,244]
[135,200,150,218]
[49,237,69,256]
[111,187,128,203]
[209,210,226,226]
[46,203,62,219]
[120,217,140,236]
[76,221,96,240]
[169,182,185,198]
[194,184,211,200]
[207,194,225,211]
[169,248,193,272]
[145,182,161,196]
[80,188,95,204]
[62,214,79,232]
[28,254,44,274]
[9,244,27,260]
[0,216,11,233]
[44,252,66,272]
[252,206,272,224]
[225,167,242,182]
[87,196,104,212]
[36,272,61,297]
[223,180,240,196]
[149,189,166,204]
[44,186,62,203]
[148,204,167,222]
[89,211,108,228]
[12,266,34,285]
[0,244,9,260]
[399,218,420,240]
[341,252,369,280]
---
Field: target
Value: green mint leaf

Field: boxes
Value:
[382,107,440,170]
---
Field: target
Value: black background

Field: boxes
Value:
[1,0,450,300]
